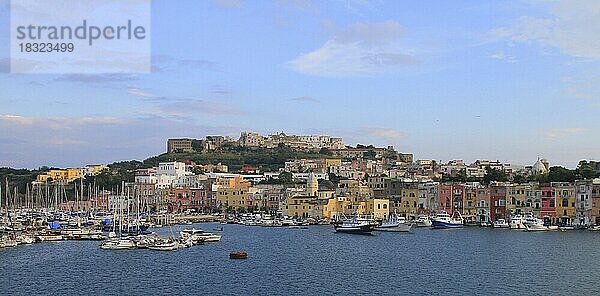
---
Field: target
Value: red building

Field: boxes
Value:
[171,185,213,212]
[438,184,452,213]
[438,184,464,214]
[540,185,557,224]
[490,184,507,222]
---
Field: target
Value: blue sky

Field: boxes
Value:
[0,0,599,168]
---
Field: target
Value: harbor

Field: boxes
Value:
[3,221,600,295]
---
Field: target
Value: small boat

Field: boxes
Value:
[333,217,376,235]
[559,225,576,231]
[375,216,414,232]
[100,238,136,250]
[588,225,600,231]
[431,212,463,229]
[493,219,509,228]
[180,228,221,243]
[480,221,492,227]
[414,215,432,227]
[148,238,179,251]
[229,252,248,259]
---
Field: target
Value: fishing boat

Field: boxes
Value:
[431,212,464,229]
[493,219,509,228]
[333,217,376,234]
[374,216,414,232]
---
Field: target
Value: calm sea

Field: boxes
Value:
[2,223,600,295]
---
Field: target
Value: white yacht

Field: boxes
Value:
[148,238,179,251]
[524,216,547,232]
[180,228,222,243]
[100,238,136,250]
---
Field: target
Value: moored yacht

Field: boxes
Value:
[180,228,222,243]
[524,217,548,232]
[100,237,136,250]
[148,238,179,251]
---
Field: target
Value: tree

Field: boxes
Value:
[319,148,332,155]
[547,166,576,182]
[278,171,293,184]
[483,167,507,184]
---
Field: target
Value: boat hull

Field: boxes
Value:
[431,221,463,229]
[374,223,414,232]
[334,224,374,235]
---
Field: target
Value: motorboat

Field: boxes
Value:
[559,225,576,231]
[374,216,414,232]
[100,238,136,250]
[493,219,509,228]
[431,212,463,229]
[524,217,548,232]
[148,238,179,251]
[333,217,376,234]
[180,228,221,243]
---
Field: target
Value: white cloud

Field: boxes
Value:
[492,1,600,60]
[288,20,418,77]
[362,127,405,140]
[488,51,518,63]
[127,87,154,98]
[543,127,587,140]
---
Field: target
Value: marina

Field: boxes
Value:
[3,222,600,295]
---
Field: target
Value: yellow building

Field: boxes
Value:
[283,196,326,218]
[553,182,576,224]
[66,168,83,182]
[463,186,478,219]
[506,184,534,216]
[395,187,419,218]
[216,177,251,211]
[323,196,355,220]
[359,198,390,220]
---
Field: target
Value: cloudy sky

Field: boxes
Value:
[1,0,599,168]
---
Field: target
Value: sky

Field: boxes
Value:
[0,0,599,169]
